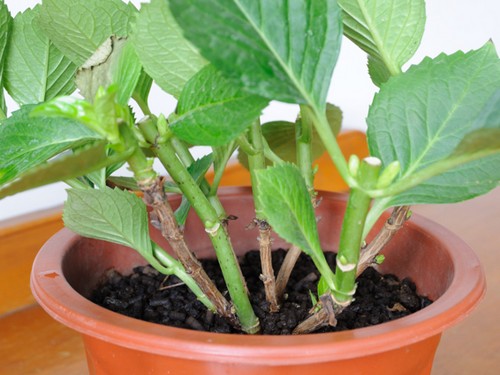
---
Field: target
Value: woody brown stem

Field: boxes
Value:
[293,294,342,334]
[257,220,279,312]
[140,177,238,327]
[357,206,411,276]
[275,245,301,300]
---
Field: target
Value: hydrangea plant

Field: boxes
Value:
[0,0,499,334]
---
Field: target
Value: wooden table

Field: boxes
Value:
[1,188,499,374]
[413,188,500,374]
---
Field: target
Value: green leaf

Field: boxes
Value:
[0,2,12,114]
[367,55,392,87]
[64,187,152,254]
[0,105,102,186]
[317,276,329,296]
[114,40,142,106]
[169,0,342,108]
[254,164,322,258]
[37,0,137,66]
[32,89,125,145]
[368,43,500,205]
[170,65,268,146]
[238,103,342,168]
[132,70,153,110]
[131,0,206,98]
[0,142,132,199]
[75,37,141,105]
[338,0,426,82]
[4,6,76,105]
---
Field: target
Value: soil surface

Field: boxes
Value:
[91,249,432,335]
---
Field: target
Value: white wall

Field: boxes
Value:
[1,0,499,221]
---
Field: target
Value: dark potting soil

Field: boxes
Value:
[91,249,432,335]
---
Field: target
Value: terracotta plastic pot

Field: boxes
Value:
[31,187,485,375]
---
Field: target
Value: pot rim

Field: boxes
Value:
[30,187,485,365]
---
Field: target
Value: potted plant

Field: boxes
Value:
[0,0,497,373]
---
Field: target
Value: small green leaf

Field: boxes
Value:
[317,276,329,296]
[0,105,101,186]
[368,43,500,205]
[174,196,191,227]
[0,142,132,199]
[32,89,124,145]
[64,187,152,254]
[132,71,153,110]
[131,0,206,98]
[169,0,342,108]
[0,2,12,113]
[170,65,268,146]
[338,0,426,82]
[238,104,342,168]
[114,40,143,106]
[4,6,76,105]
[37,0,137,66]
[76,37,141,105]
[254,164,322,258]
[325,103,343,136]
[367,56,392,87]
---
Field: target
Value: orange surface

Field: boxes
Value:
[206,130,369,192]
[0,210,63,315]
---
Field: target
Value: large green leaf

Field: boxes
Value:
[0,2,11,113]
[338,0,425,84]
[254,164,322,258]
[170,65,268,146]
[64,187,152,254]
[0,142,132,199]
[0,105,102,186]
[4,6,76,105]
[169,0,342,108]
[37,0,137,66]
[131,0,206,98]
[368,43,500,205]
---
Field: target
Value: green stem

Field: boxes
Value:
[151,242,216,312]
[64,178,91,190]
[363,196,392,240]
[261,136,284,165]
[248,120,266,194]
[132,92,152,117]
[297,105,314,190]
[236,134,258,156]
[170,137,226,217]
[308,105,355,188]
[333,157,381,304]
[209,140,237,195]
[140,120,260,333]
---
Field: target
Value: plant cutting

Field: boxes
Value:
[0,0,498,372]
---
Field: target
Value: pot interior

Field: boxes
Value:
[62,190,453,303]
